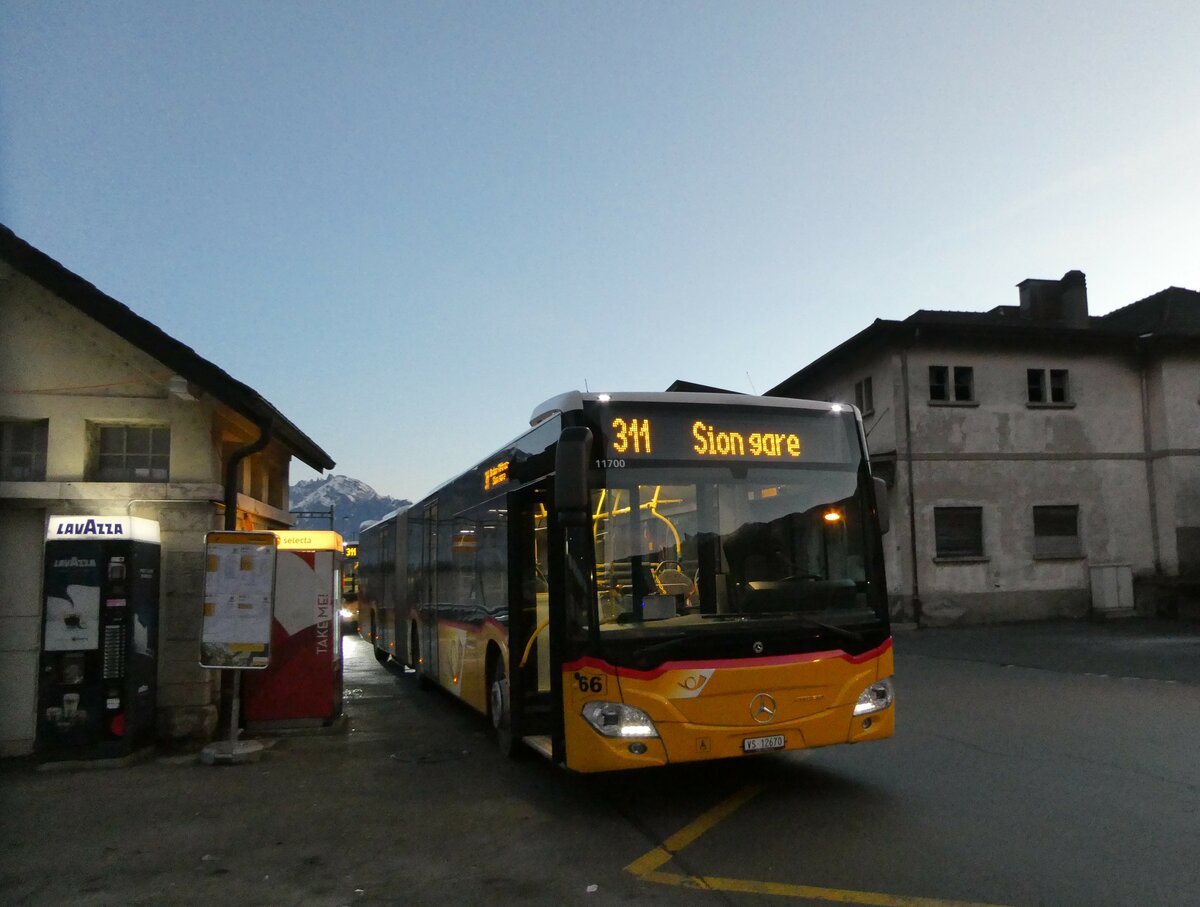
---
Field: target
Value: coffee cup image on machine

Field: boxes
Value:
[44,585,101,651]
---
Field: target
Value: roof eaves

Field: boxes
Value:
[767,319,905,395]
[1102,287,1200,336]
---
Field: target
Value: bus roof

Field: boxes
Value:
[379,392,865,524]
[530,391,856,427]
[359,504,412,535]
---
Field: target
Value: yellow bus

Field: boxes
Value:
[358,392,894,772]
[340,541,359,629]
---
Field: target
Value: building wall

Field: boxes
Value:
[774,331,1194,626]
[1,270,298,755]
[1147,353,1200,576]
[1,278,222,483]
[0,508,44,756]
[847,350,903,602]
[898,341,1157,624]
[774,349,906,614]
[910,457,1153,624]
[905,341,1145,454]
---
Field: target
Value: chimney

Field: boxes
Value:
[1058,270,1088,328]
[1017,270,1088,328]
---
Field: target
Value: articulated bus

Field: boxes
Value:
[358,391,894,772]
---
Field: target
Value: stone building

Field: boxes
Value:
[768,271,1200,625]
[0,224,334,756]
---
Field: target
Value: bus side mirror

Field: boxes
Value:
[556,427,593,527]
[873,476,890,534]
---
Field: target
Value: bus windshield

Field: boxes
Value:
[589,462,882,639]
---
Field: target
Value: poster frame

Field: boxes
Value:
[199,530,278,670]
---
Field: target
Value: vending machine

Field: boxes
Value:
[37,516,161,761]
[243,530,344,728]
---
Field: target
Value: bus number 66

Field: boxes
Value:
[574,672,606,694]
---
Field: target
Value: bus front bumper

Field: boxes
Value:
[562,699,895,773]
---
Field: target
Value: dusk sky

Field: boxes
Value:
[3,2,1199,502]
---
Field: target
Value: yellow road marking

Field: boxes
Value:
[624,783,765,877]
[625,784,1011,907]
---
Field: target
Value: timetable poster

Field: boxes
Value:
[200,531,278,669]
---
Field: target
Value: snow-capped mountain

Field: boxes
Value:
[289,475,410,540]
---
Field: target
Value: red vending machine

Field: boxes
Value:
[243,530,344,728]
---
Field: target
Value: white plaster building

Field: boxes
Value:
[768,271,1200,626]
[0,225,334,756]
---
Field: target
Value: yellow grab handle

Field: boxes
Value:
[519,617,551,669]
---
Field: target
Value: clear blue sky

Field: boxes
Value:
[4,2,1199,501]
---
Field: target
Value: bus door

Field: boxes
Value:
[418,501,439,682]
[508,481,555,751]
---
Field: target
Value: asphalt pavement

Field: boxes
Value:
[1,616,1197,907]
[893,616,1200,685]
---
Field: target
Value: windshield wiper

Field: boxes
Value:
[731,611,865,645]
[629,633,689,661]
[787,615,865,645]
[699,610,865,644]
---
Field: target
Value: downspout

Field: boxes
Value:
[218,418,273,744]
[900,342,922,626]
[224,419,273,530]
[1138,353,1163,574]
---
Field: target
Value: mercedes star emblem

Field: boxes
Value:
[750,692,777,724]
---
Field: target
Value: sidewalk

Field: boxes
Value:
[0,635,696,907]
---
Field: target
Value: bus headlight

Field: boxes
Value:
[581,701,660,738]
[853,678,894,716]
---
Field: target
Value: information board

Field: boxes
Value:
[200,531,278,669]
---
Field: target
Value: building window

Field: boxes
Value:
[0,420,49,481]
[930,365,974,403]
[954,367,974,402]
[854,376,874,415]
[1033,505,1081,558]
[934,506,984,558]
[91,425,170,481]
[1027,368,1071,404]
[930,366,948,401]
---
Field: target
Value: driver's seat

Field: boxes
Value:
[654,563,695,597]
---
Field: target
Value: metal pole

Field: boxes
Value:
[229,671,241,747]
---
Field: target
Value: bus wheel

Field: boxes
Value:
[411,625,433,690]
[371,617,389,664]
[489,656,517,757]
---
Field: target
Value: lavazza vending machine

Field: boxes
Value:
[37,516,161,761]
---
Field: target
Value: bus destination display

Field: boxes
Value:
[592,405,855,465]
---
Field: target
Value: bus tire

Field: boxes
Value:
[371,615,389,665]
[489,653,520,758]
